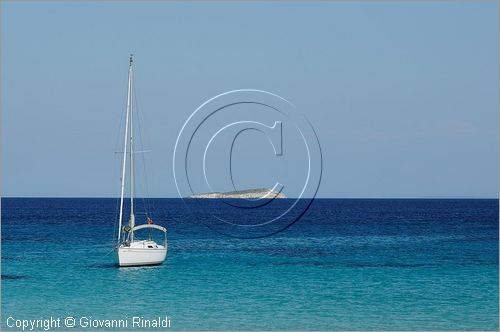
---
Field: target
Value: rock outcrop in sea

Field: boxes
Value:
[190,188,286,199]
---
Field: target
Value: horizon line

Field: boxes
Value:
[1,196,498,200]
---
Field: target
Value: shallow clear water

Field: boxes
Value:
[2,198,498,330]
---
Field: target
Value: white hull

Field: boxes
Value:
[117,241,167,267]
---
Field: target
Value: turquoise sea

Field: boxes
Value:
[1,198,498,330]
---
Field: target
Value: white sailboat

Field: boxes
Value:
[115,55,167,267]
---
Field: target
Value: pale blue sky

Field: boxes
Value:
[2,1,498,198]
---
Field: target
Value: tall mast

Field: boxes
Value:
[117,54,133,243]
[129,54,135,241]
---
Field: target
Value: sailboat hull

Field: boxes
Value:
[117,242,167,267]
